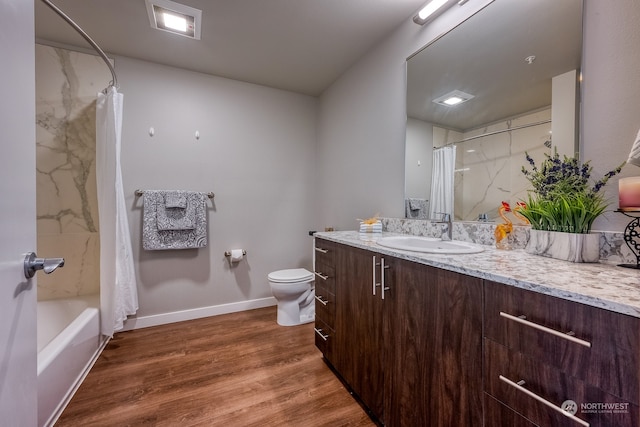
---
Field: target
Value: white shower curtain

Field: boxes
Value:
[429,145,457,220]
[96,87,138,337]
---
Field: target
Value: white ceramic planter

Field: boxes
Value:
[525,229,601,263]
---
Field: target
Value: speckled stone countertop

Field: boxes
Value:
[314,231,640,318]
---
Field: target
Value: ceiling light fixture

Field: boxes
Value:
[413,0,458,25]
[145,0,202,40]
[433,90,475,107]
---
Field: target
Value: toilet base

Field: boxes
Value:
[276,302,315,326]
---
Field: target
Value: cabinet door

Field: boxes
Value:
[334,244,385,421]
[385,259,483,426]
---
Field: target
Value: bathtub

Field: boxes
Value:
[37,295,105,427]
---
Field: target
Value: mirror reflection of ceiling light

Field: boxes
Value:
[163,12,187,32]
[145,0,202,40]
[433,90,475,107]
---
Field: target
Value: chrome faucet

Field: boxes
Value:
[432,212,452,241]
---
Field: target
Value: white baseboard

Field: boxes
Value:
[120,297,277,331]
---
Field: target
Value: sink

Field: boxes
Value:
[377,236,485,254]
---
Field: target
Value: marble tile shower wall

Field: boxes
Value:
[35,44,111,300]
[381,217,635,265]
[434,109,552,221]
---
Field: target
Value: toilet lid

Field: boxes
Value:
[268,268,314,283]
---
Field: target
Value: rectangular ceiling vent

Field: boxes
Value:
[145,0,202,40]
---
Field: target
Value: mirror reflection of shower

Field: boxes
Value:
[447,112,552,221]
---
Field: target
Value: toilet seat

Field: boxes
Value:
[268,268,314,284]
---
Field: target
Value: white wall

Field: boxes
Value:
[582,0,640,232]
[116,57,318,319]
[317,0,640,234]
[405,118,433,199]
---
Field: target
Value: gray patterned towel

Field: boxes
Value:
[142,190,208,250]
[157,191,196,231]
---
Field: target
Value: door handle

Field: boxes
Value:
[24,252,65,279]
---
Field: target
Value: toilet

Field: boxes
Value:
[268,268,315,326]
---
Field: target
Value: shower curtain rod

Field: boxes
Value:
[40,0,118,89]
[440,119,551,147]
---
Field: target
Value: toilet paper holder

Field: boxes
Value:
[224,250,247,257]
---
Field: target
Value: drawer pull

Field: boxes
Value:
[315,295,329,306]
[314,271,328,281]
[499,311,591,348]
[499,375,589,427]
[314,247,328,254]
[314,327,329,341]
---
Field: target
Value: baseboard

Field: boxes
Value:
[120,297,277,331]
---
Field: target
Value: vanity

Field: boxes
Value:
[313,231,640,426]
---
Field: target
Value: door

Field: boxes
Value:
[0,1,37,425]
[335,245,385,421]
[385,260,483,426]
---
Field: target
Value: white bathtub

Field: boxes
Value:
[37,295,105,427]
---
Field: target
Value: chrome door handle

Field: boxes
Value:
[24,252,65,279]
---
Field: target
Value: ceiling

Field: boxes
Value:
[35,0,427,97]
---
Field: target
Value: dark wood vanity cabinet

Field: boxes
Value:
[316,238,483,426]
[315,238,640,426]
[484,280,640,427]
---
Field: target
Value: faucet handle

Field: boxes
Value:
[437,212,451,221]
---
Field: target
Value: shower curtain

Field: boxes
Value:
[429,145,457,220]
[96,87,138,337]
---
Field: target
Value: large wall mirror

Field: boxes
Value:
[404,0,583,221]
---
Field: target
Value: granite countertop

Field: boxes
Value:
[315,231,640,318]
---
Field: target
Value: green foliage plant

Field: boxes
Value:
[519,149,624,234]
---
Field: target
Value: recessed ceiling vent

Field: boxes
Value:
[145,0,202,40]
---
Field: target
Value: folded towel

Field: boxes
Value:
[157,191,196,231]
[408,198,424,211]
[405,199,429,219]
[142,190,208,250]
[164,192,187,208]
[360,221,382,233]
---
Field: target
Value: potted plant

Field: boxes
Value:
[519,150,624,262]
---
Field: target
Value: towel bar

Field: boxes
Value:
[135,189,215,199]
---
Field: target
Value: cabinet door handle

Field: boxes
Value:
[315,295,329,306]
[314,327,329,341]
[381,257,390,300]
[499,375,589,427]
[499,311,591,348]
[315,247,328,254]
[372,255,378,296]
[314,271,328,281]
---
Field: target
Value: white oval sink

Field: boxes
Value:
[377,236,484,254]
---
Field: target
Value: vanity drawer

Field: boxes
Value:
[314,264,335,295]
[314,317,334,360]
[484,280,640,404]
[484,393,537,427]
[314,238,335,266]
[315,279,335,324]
[485,339,639,427]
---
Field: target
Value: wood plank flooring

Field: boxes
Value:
[57,307,375,426]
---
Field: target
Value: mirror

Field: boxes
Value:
[404,0,583,221]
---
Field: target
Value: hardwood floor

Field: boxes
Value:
[57,307,374,426]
